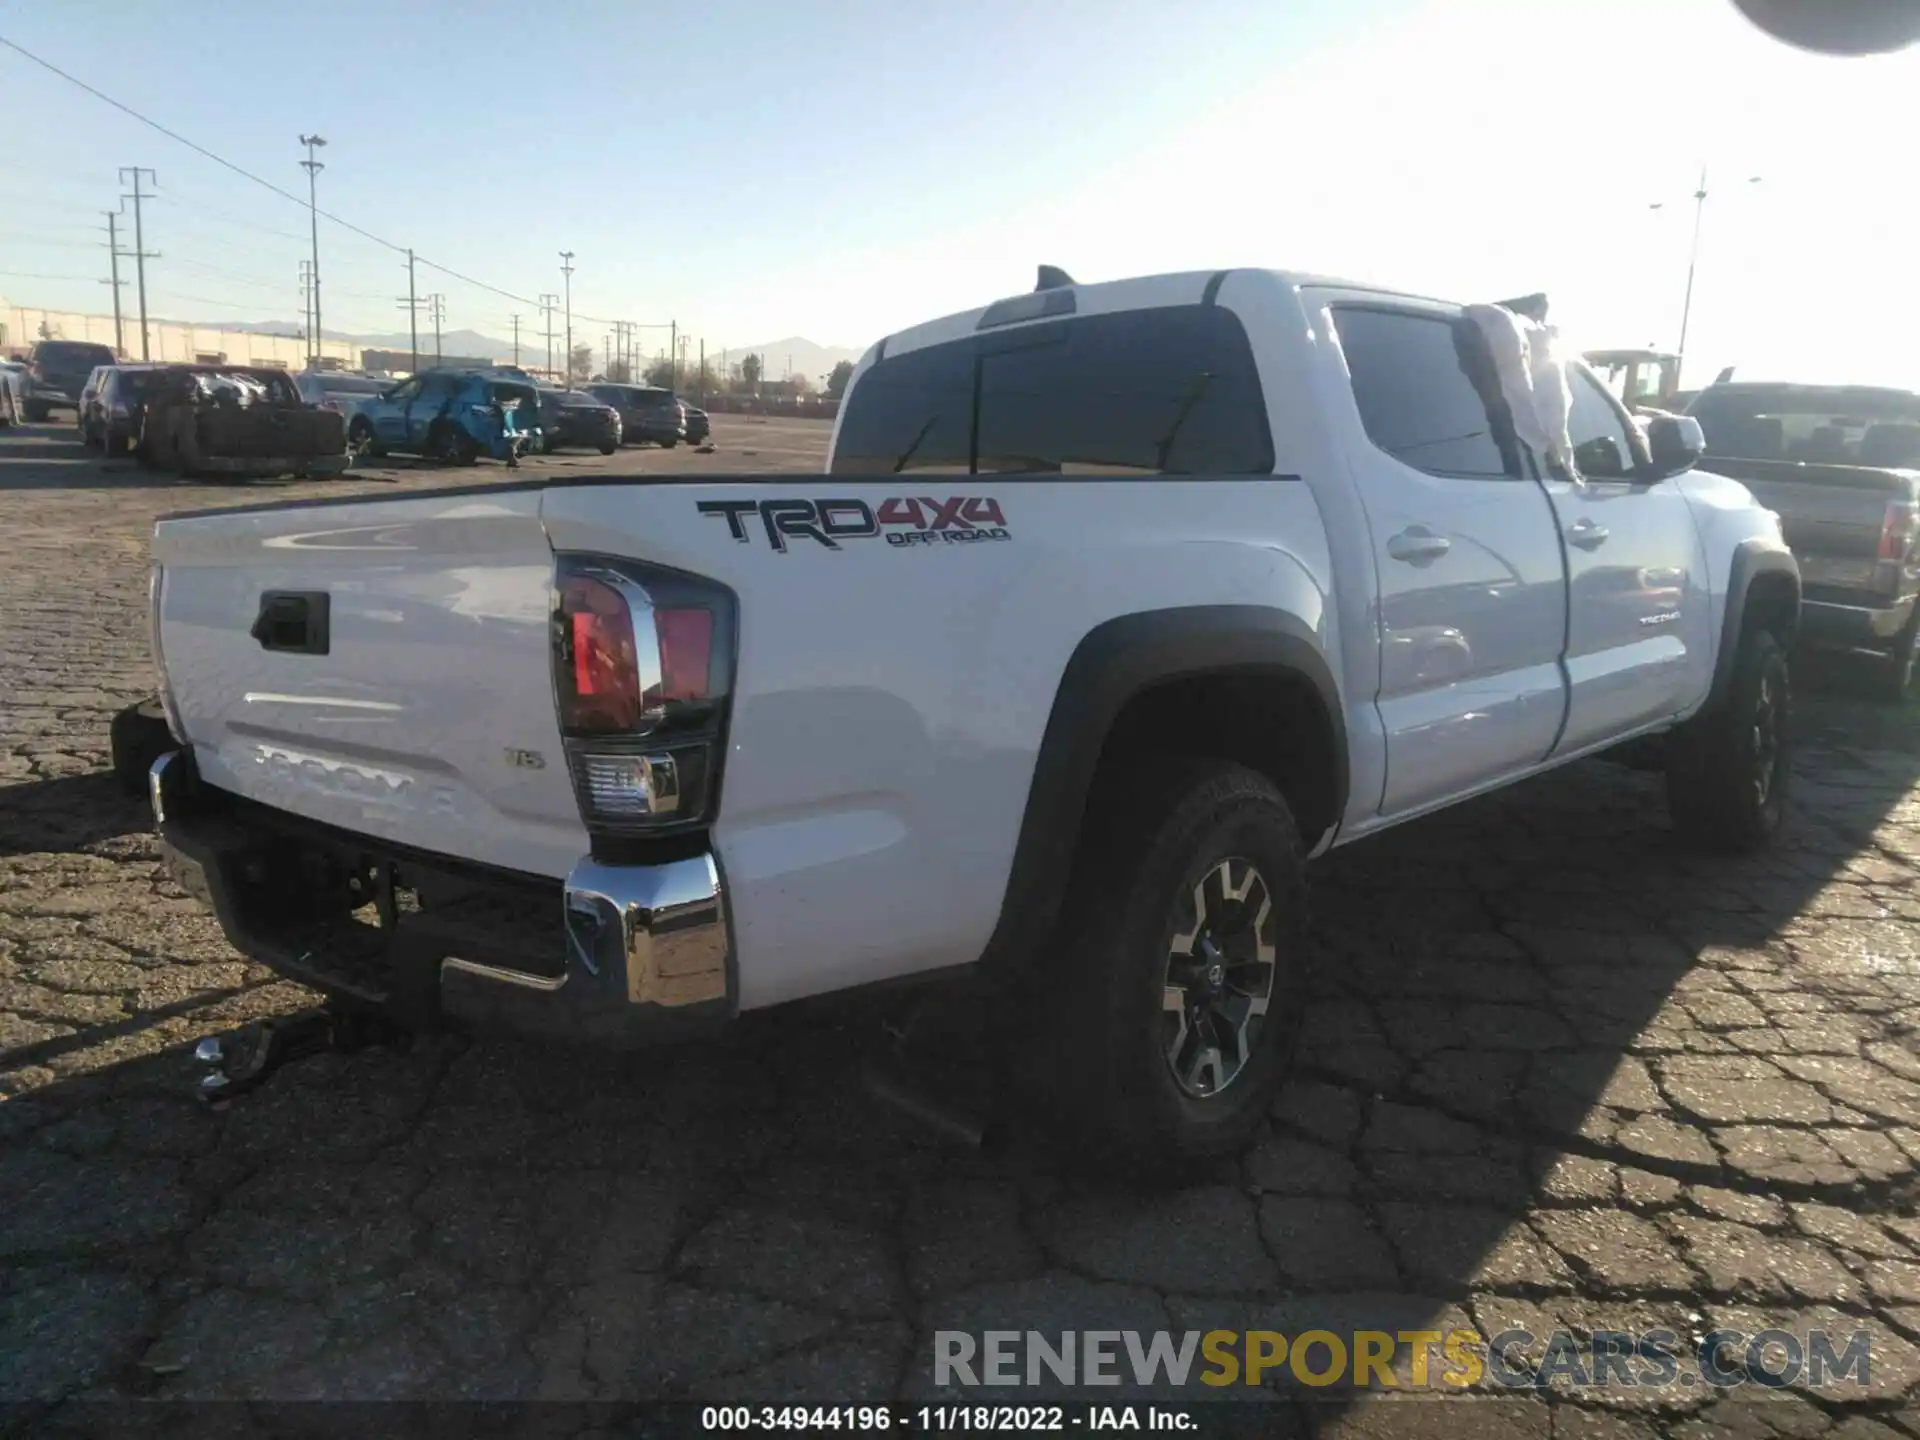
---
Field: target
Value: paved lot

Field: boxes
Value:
[5,416,1920,1433]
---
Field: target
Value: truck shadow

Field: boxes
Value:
[3,694,1918,1418]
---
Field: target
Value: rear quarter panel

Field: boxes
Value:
[540,478,1334,1008]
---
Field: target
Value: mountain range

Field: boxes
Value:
[213,321,863,378]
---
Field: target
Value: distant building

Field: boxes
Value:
[361,348,499,374]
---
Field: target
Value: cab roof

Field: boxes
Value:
[873,267,1461,362]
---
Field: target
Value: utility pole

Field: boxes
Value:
[559,251,575,384]
[298,135,327,364]
[698,338,705,404]
[669,320,677,389]
[100,211,126,357]
[118,168,158,361]
[298,259,313,357]
[427,293,445,366]
[539,293,558,381]
[395,269,425,375]
[510,314,521,367]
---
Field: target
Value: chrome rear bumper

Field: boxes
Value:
[150,748,733,1045]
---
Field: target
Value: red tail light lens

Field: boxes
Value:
[559,573,643,731]
[551,555,737,843]
[1880,502,1917,562]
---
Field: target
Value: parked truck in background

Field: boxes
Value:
[132,267,1798,1167]
[1686,382,1920,697]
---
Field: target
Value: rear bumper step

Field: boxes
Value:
[150,748,733,1046]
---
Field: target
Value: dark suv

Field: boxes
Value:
[586,383,685,447]
[24,340,118,421]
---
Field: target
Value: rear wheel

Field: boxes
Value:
[1030,759,1308,1172]
[24,400,48,423]
[599,440,617,456]
[1667,625,1791,852]
[346,416,379,461]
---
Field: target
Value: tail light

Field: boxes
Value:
[552,554,736,846]
[1878,501,1917,562]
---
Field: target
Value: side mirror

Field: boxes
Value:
[1574,435,1631,480]
[1644,414,1706,480]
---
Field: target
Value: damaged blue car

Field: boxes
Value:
[344,367,541,465]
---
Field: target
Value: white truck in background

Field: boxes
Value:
[131,266,1797,1166]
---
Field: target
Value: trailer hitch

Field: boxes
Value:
[192,1004,412,1106]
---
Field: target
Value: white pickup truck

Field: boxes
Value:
[133,267,1798,1166]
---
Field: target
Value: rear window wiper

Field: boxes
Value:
[1153,372,1215,471]
[892,416,939,473]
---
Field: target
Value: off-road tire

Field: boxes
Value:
[1877,607,1920,703]
[110,698,175,798]
[599,441,617,456]
[25,400,49,423]
[1032,759,1308,1173]
[1667,626,1791,852]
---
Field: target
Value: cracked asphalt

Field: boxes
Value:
[6,416,1920,1435]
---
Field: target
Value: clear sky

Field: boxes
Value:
[1,0,1916,387]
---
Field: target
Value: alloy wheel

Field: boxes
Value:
[1160,857,1279,1099]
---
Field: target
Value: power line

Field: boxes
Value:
[0,35,403,254]
[0,269,99,281]
[0,34,680,338]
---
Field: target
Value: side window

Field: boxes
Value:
[1333,307,1513,479]
[1566,369,1639,479]
[387,377,423,405]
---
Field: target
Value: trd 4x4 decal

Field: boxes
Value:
[697,497,1010,553]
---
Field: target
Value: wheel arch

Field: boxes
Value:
[978,605,1346,976]
[1708,538,1800,711]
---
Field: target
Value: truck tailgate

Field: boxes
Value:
[1705,456,1909,563]
[152,491,587,878]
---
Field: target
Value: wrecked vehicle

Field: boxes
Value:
[139,365,349,479]
[344,369,540,466]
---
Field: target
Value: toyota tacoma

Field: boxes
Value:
[128,267,1798,1165]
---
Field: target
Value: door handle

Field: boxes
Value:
[1566,518,1610,550]
[1386,527,1451,564]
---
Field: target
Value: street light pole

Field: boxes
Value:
[1652,167,1761,384]
[559,251,575,384]
[298,135,327,366]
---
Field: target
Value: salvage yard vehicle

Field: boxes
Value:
[0,359,26,425]
[586,382,686,447]
[129,266,1797,1168]
[345,368,540,465]
[138,364,349,479]
[1688,381,1920,697]
[22,338,116,421]
[295,370,389,423]
[85,365,160,455]
[536,387,622,455]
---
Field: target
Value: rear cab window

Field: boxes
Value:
[831,304,1274,476]
[1689,385,1920,468]
[1331,306,1515,479]
[34,342,117,371]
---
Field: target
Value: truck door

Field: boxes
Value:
[1540,368,1706,754]
[1326,301,1570,817]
